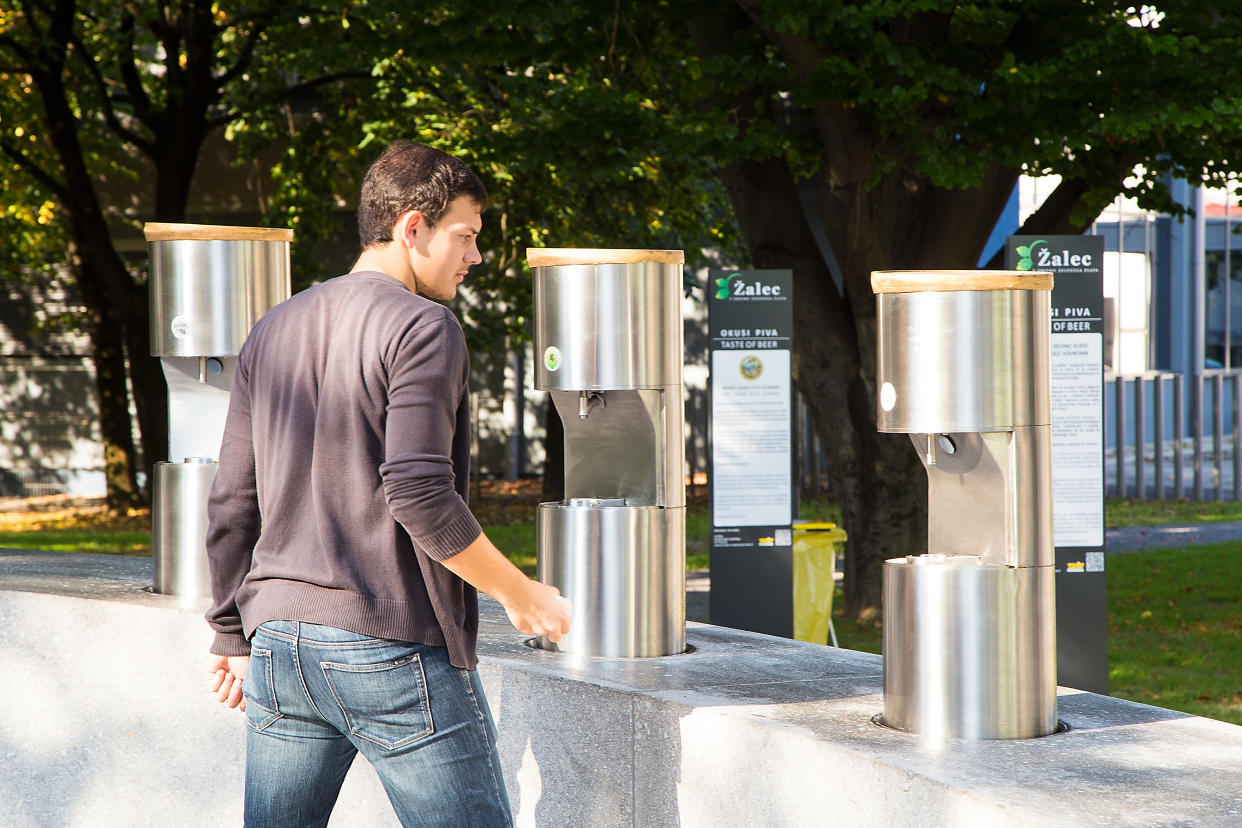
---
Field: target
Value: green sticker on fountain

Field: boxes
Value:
[544,345,561,372]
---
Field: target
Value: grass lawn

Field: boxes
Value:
[1106,497,1242,527]
[0,494,1213,563]
[0,529,151,555]
[1105,543,1242,725]
[2,491,1238,725]
[0,502,151,555]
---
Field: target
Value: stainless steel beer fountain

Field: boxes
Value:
[145,223,291,599]
[873,269,1057,739]
[530,248,686,657]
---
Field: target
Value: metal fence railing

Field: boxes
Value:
[1107,370,1242,501]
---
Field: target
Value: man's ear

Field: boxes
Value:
[397,210,425,248]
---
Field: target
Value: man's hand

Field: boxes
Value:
[207,653,250,712]
[439,532,573,642]
[503,582,572,643]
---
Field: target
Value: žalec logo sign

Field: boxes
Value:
[714,272,785,300]
[1014,239,1095,271]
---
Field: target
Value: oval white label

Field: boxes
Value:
[170,314,191,339]
[880,381,897,412]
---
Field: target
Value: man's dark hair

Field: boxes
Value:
[357,141,489,248]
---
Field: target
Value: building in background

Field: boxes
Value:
[1021,176,1242,380]
[0,272,101,496]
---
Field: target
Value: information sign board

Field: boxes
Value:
[708,269,796,636]
[1008,235,1108,692]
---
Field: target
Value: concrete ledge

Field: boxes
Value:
[3,550,1242,827]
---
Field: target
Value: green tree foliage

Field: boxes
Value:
[1,2,737,510]
[7,1,1242,622]
[673,0,1242,617]
[1,1,374,508]
[231,3,739,346]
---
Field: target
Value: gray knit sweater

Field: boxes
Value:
[205,271,484,669]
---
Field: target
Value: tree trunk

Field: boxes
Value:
[88,321,145,512]
[716,154,928,619]
[29,30,152,510]
[77,242,169,500]
[68,249,144,512]
[818,175,1027,615]
[690,7,1033,618]
[74,233,163,506]
[121,280,168,492]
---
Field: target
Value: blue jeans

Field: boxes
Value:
[242,621,512,827]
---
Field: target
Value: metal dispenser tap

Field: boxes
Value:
[873,270,1057,739]
[145,224,291,598]
[530,248,686,657]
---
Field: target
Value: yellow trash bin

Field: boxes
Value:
[793,521,847,646]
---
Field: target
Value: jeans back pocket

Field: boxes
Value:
[243,647,283,731]
[320,654,435,750]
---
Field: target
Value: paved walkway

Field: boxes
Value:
[1105,521,1242,552]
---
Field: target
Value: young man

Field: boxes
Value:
[205,141,570,827]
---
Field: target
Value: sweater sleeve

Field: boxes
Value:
[204,356,262,656]
[380,312,482,560]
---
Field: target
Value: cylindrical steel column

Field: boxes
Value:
[145,223,291,598]
[152,459,217,598]
[536,501,685,657]
[148,225,291,358]
[873,269,1057,739]
[530,248,686,657]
